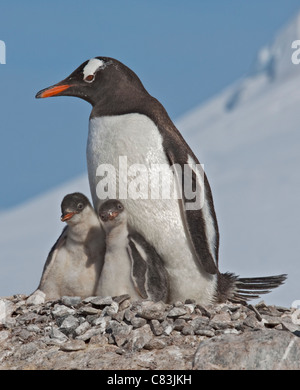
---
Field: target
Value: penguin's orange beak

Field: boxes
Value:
[108,211,119,220]
[61,212,76,222]
[36,84,71,98]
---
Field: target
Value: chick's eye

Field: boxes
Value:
[84,74,95,82]
[77,203,83,210]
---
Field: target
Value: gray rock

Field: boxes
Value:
[137,301,166,321]
[181,325,194,335]
[0,299,15,324]
[52,304,75,319]
[126,324,153,351]
[210,311,231,323]
[27,324,41,333]
[26,290,46,305]
[281,319,300,334]
[76,327,103,341]
[231,310,241,321]
[61,296,82,307]
[77,306,100,316]
[144,337,167,350]
[74,321,91,336]
[60,339,86,352]
[167,307,187,318]
[262,315,282,328]
[101,302,119,317]
[131,317,147,328]
[119,299,131,311]
[92,316,111,331]
[113,294,131,304]
[13,328,32,341]
[190,317,209,331]
[195,329,215,337]
[91,296,113,307]
[14,342,39,360]
[193,329,300,370]
[0,330,10,343]
[150,319,164,336]
[173,318,186,331]
[124,308,135,323]
[106,320,132,347]
[59,315,80,336]
[111,310,125,322]
[49,327,68,344]
[82,296,97,303]
[243,314,262,329]
[174,301,183,307]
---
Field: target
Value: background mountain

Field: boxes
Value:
[1,14,299,307]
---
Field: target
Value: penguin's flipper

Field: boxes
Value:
[166,150,219,275]
[127,237,148,299]
[217,272,288,303]
[128,233,169,303]
[38,226,68,289]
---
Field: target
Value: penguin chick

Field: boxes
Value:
[28,193,104,302]
[97,199,169,302]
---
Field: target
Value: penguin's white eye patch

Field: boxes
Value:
[84,74,95,83]
[83,58,104,82]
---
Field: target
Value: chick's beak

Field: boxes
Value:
[108,211,119,220]
[61,212,76,222]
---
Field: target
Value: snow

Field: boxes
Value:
[0,14,299,306]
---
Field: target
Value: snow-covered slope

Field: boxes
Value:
[1,14,299,306]
[177,13,300,307]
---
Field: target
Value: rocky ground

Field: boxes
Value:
[0,294,300,370]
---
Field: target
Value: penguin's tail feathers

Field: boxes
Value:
[217,272,287,304]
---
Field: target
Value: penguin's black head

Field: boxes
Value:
[61,192,91,222]
[35,57,148,112]
[98,199,125,223]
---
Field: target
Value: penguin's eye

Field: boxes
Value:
[77,203,84,210]
[84,74,95,83]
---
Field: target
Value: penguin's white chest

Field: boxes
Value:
[97,248,139,298]
[87,113,216,304]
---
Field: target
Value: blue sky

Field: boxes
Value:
[0,1,300,210]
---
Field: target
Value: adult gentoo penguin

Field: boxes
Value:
[29,193,104,301]
[36,57,287,304]
[98,199,169,302]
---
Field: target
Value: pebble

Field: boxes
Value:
[126,324,153,351]
[91,296,113,307]
[1,293,299,358]
[131,317,147,328]
[60,339,86,352]
[74,321,90,336]
[167,307,187,318]
[77,306,100,316]
[173,318,186,331]
[150,319,164,336]
[52,304,75,319]
[181,325,194,335]
[50,327,69,344]
[137,301,166,321]
[61,296,82,307]
[26,290,46,306]
[195,329,215,337]
[59,315,80,336]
